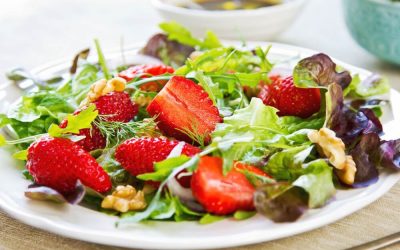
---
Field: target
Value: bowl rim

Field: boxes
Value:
[348,0,400,8]
[150,0,306,17]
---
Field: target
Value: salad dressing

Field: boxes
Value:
[178,0,282,10]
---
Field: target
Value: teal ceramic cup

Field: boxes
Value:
[343,0,400,65]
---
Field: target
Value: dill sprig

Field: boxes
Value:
[176,123,206,148]
[93,116,160,147]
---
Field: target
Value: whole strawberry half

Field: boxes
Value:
[27,136,112,195]
[146,76,222,144]
[115,137,200,187]
[118,64,174,92]
[59,110,106,152]
[191,156,270,215]
[94,91,138,122]
[59,91,137,151]
[258,76,321,118]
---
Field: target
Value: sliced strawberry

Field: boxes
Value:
[27,136,111,195]
[191,156,269,215]
[115,137,200,187]
[146,76,222,144]
[258,76,321,118]
[118,64,174,92]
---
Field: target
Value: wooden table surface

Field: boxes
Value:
[0,0,399,249]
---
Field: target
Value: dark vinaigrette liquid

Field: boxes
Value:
[184,0,282,10]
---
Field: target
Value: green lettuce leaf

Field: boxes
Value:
[293,159,336,208]
[48,105,98,137]
[344,74,390,98]
[263,146,313,181]
[254,159,335,222]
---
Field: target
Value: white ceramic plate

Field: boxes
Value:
[0,42,399,249]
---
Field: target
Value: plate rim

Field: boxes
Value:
[0,41,399,249]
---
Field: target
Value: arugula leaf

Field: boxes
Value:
[12,150,28,160]
[233,210,256,220]
[137,155,190,182]
[199,214,226,224]
[160,21,221,50]
[48,105,98,137]
[118,155,200,225]
[254,46,273,72]
[211,98,314,173]
[203,31,222,49]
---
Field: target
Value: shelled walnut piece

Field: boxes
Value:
[101,185,147,213]
[308,128,357,185]
[81,77,126,106]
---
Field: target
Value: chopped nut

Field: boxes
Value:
[101,185,146,213]
[308,128,357,185]
[81,77,127,106]
[308,128,346,170]
[336,155,357,185]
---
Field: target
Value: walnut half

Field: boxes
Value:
[308,128,357,185]
[101,185,146,213]
[81,77,127,106]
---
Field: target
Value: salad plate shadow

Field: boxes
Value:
[0,42,399,250]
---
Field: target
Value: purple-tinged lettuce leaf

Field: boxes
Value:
[377,139,400,171]
[254,183,308,222]
[69,48,90,74]
[293,53,352,89]
[141,33,194,67]
[346,136,400,187]
[325,84,383,145]
[255,160,335,222]
[349,133,380,188]
[324,83,344,128]
[24,181,85,204]
[349,99,386,118]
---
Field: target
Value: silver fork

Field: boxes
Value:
[347,232,400,250]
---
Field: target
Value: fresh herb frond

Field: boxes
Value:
[94,117,159,146]
[176,124,206,148]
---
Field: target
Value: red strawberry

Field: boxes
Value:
[94,91,138,122]
[191,156,270,215]
[27,136,112,195]
[258,76,321,118]
[59,110,106,152]
[115,137,200,187]
[146,76,222,144]
[118,64,174,92]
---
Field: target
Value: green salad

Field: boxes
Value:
[0,22,398,225]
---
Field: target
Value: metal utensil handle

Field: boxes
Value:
[347,232,400,250]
